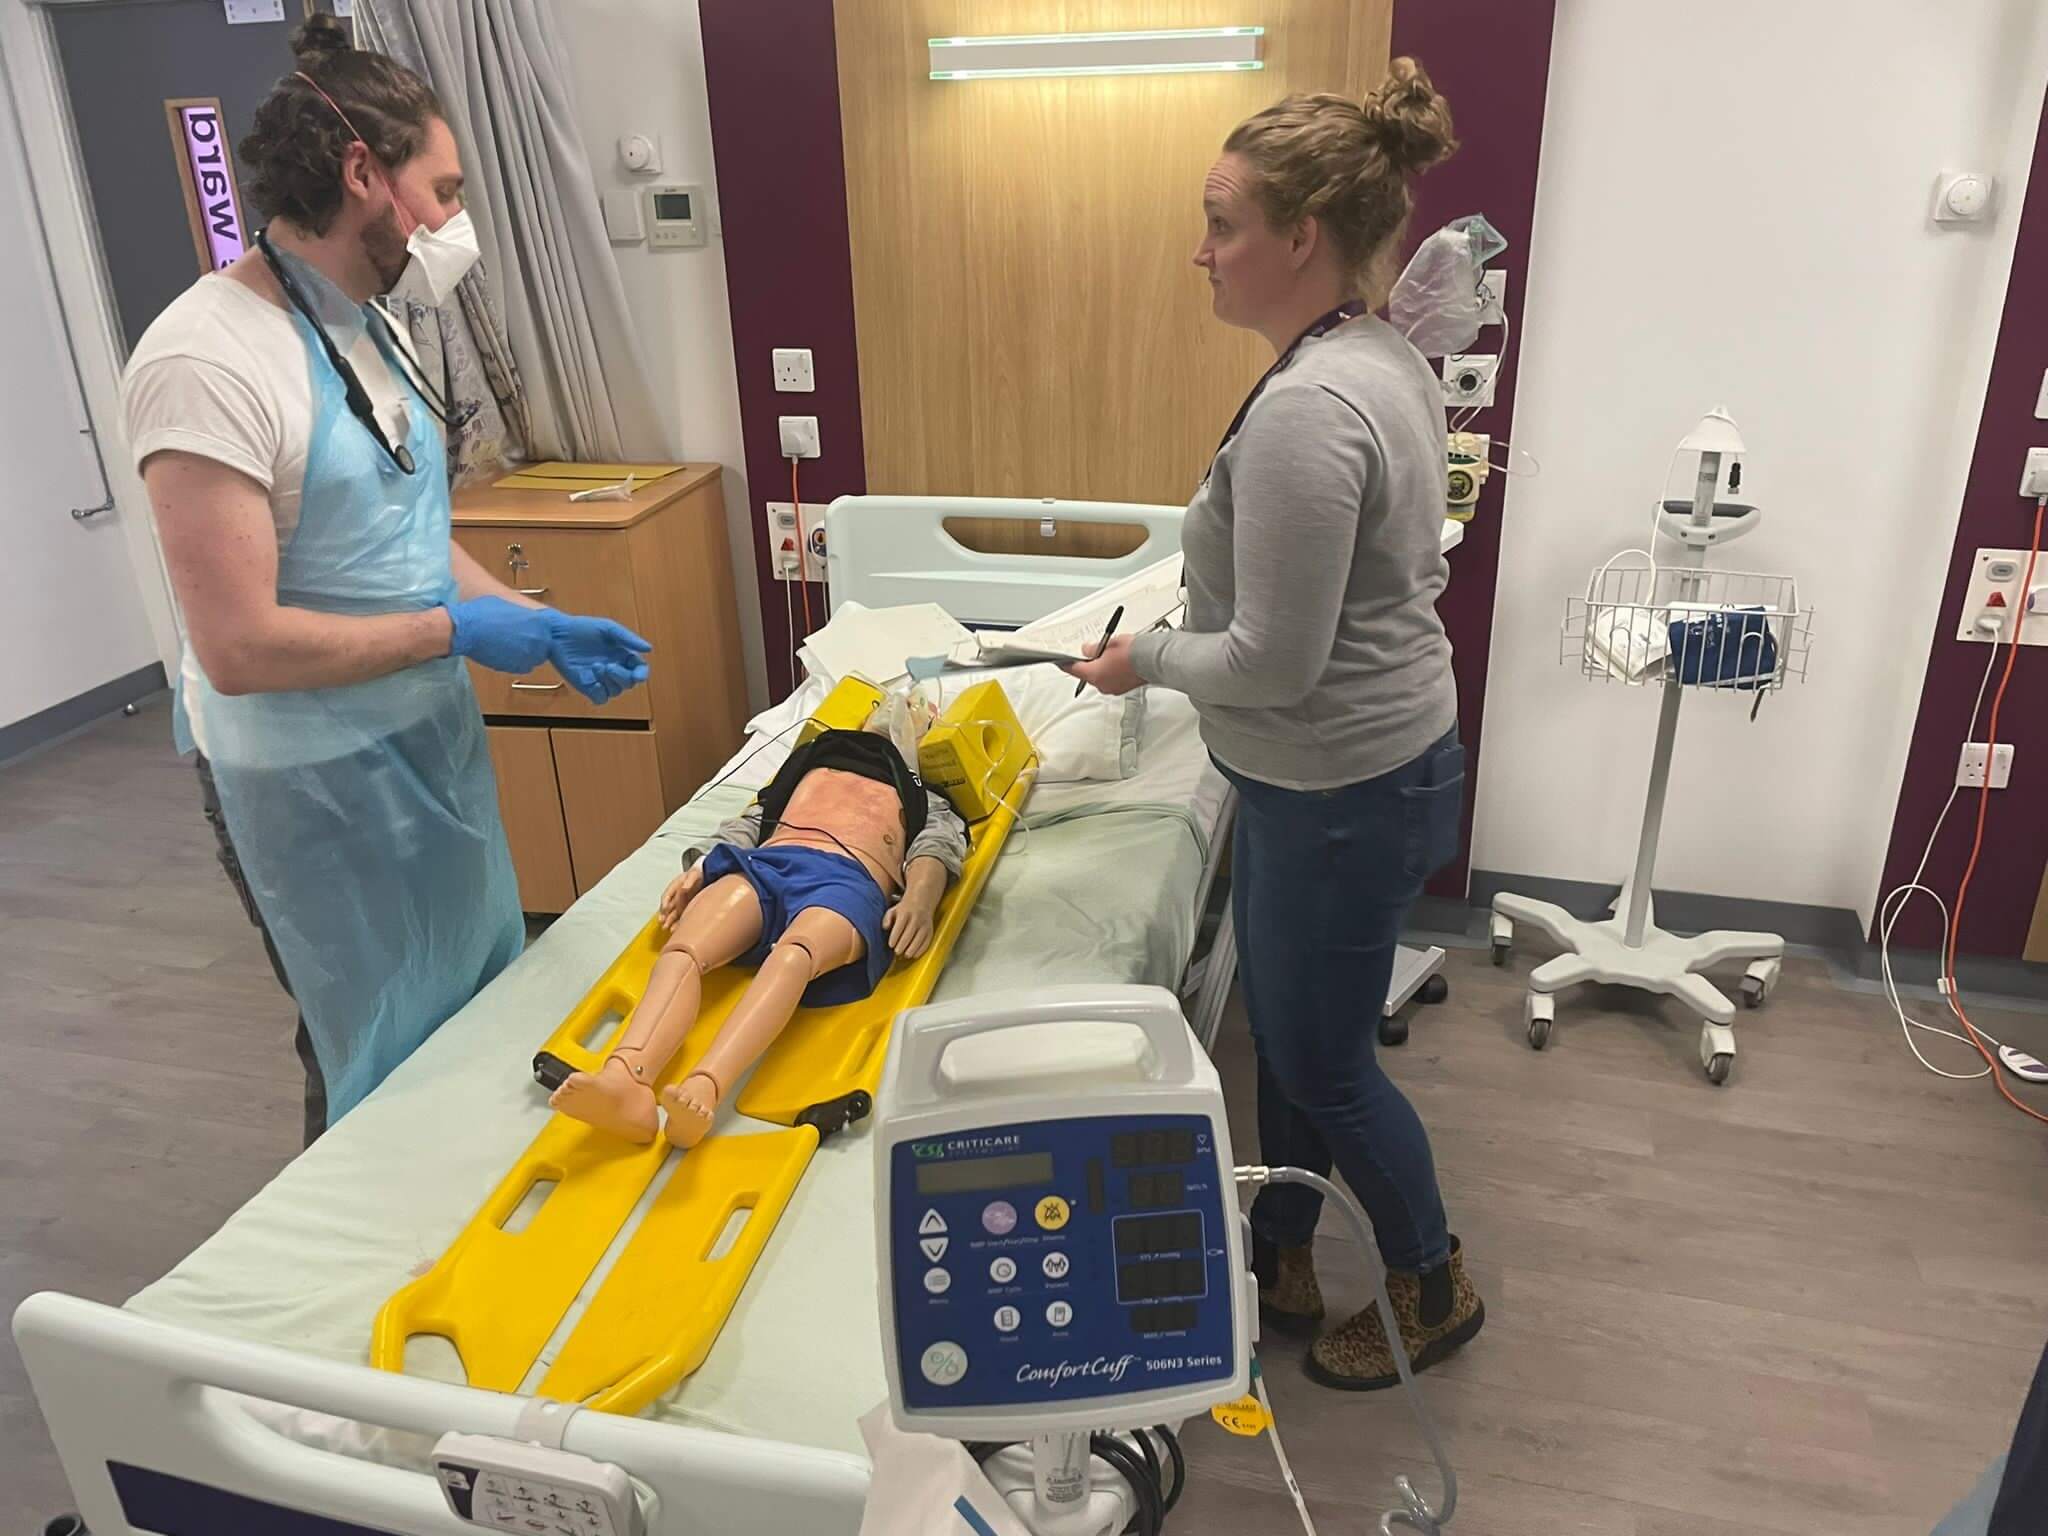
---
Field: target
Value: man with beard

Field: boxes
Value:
[121,17,649,1142]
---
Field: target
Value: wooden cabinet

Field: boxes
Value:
[455,465,748,913]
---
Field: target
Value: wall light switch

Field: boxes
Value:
[600,189,644,245]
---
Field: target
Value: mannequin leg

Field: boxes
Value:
[550,876,764,1141]
[662,906,864,1150]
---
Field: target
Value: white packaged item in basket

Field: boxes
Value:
[1585,605,1668,681]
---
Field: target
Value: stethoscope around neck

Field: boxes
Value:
[255,227,453,477]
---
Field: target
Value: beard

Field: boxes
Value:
[361,205,411,294]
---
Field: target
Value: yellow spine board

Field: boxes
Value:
[540,1124,819,1414]
[371,682,1034,1413]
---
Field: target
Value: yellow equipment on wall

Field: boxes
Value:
[371,677,1035,1416]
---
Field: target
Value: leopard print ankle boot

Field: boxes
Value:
[1251,1231,1325,1332]
[1307,1235,1483,1391]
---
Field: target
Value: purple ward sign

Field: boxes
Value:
[169,99,246,270]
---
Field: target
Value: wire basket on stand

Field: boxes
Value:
[1563,565,1813,692]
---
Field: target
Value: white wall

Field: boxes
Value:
[0,41,159,733]
[556,0,767,712]
[1476,0,2048,927]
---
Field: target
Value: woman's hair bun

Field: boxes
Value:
[1364,56,1457,178]
[290,14,353,65]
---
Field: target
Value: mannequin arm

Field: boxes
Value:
[882,855,950,959]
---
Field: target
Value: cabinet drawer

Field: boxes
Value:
[551,728,667,894]
[485,724,576,914]
[455,525,650,722]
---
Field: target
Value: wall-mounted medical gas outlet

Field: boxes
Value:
[644,184,706,249]
[1957,548,2048,646]
[2021,448,2048,498]
[1479,271,1508,326]
[772,349,816,393]
[778,416,821,459]
[1442,354,1498,409]
[1956,742,2014,790]
[766,501,829,582]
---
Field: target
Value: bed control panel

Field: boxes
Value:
[433,1433,642,1536]
[877,987,1250,1438]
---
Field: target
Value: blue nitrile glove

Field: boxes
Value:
[547,614,653,705]
[446,595,553,674]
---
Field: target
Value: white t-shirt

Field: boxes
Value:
[121,271,419,753]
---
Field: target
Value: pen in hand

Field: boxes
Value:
[1075,604,1126,698]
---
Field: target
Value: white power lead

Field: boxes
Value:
[1877,641,2009,1080]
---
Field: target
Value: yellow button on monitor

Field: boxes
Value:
[1035,1196,1070,1232]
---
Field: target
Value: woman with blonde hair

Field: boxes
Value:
[1069,59,1481,1390]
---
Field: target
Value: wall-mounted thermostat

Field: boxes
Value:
[645,184,707,249]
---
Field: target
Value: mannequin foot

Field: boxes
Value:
[549,1057,659,1143]
[661,1072,722,1150]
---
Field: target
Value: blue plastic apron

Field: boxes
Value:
[185,280,522,1123]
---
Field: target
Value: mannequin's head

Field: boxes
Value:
[866,685,937,766]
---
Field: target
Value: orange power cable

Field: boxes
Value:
[1943,496,2048,1126]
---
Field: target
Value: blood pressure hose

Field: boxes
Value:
[1238,1166,1459,1536]
[965,1167,1456,1536]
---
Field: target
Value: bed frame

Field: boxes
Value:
[12,497,1458,1535]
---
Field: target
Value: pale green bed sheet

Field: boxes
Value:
[126,773,1211,1458]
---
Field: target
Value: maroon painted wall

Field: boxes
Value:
[1873,87,2048,957]
[700,0,867,697]
[1392,0,1556,896]
[701,0,1559,899]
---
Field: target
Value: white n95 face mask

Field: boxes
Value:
[1389,214,1506,359]
[401,207,480,306]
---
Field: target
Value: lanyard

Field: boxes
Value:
[256,229,441,475]
[1211,300,1368,465]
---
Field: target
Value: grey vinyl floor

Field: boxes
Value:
[5,696,2047,1534]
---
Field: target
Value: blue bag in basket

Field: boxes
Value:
[1667,606,1777,689]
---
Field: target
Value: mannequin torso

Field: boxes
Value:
[766,768,907,895]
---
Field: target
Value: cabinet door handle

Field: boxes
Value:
[511,681,564,692]
[516,586,550,598]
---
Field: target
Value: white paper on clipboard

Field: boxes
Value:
[951,551,1186,669]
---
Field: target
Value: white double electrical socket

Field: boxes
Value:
[772,348,815,393]
[1442,354,1499,409]
[1956,742,2014,790]
[1958,548,2048,646]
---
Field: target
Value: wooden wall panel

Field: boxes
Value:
[836,1,1393,506]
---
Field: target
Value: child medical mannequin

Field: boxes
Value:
[550,693,965,1148]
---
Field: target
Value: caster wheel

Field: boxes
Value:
[1490,940,1511,968]
[1705,1052,1733,1086]
[1740,977,1765,1010]
[1527,1015,1552,1051]
[1379,1014,1411,1047]
[1418,974,1450,1006]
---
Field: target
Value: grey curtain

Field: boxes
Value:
[359,0,672,463]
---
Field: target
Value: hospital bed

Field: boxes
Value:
[13,495,1462,1534]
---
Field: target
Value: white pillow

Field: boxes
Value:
[955,664,1145,784]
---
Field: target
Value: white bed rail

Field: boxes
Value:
[14,1292,869,1535]
[825,494,1184,627]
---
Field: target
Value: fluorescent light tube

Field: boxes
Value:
[930,27,1264,82]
